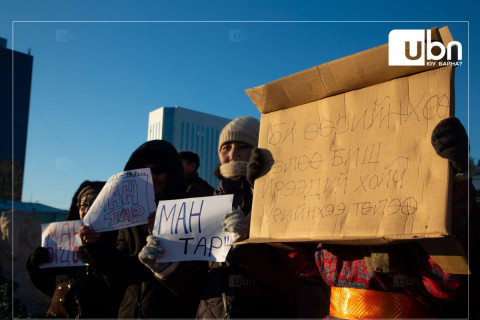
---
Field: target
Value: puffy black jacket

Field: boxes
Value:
[84,140,198,318]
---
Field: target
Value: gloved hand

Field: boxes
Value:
[76,246,92,264]
[222,208,250,242]
[246,148,274,186]
[138,235,171,274]
[431,117,469,173]
[27,246,50,269]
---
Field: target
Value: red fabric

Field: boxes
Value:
[287,243,318,277]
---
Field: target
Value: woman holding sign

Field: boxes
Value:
[77,140,200,318]
[26,180,122,318]
[212,116,304,318]
[139,116,304,318]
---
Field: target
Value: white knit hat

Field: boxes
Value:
[218,116,260,152]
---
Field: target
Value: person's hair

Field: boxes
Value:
[178,151,200,171]
[67,180,106,220]
[124,140,187,201]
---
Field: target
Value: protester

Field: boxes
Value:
[77,140,199,318]
[178,151,215,196]
[290,117,478,319]
[25,180,122,318]
[139,116,304,318]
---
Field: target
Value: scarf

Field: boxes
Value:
[219,161,248,179]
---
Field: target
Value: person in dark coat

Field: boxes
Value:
[25,180,122,318]
[179,151,215,197]
[78,140,199,318]
[139,117,304,318]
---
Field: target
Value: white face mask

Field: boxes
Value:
[219,161,248,179]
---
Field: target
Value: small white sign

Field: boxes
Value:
[153,195,234,263]
[83,168,156,232]
[40,220,85,268]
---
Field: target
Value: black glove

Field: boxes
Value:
[76,245,92,264]
[246,148,274,186]
[431,117,469,173]
[27,246,50,269]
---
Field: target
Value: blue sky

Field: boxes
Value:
[1,0,479,209]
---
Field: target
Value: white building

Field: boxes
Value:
[148,106,231,187]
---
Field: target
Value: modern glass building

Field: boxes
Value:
[0,37,33,201]
[148,106,231,188]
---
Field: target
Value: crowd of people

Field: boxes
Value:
[26,115,479,319]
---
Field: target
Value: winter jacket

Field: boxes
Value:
[86,223,198,318]
[159,176,303,319]
[185,172,215,197]
[26,230,122,318]
[26,180,122,318]
[82,140,199,318]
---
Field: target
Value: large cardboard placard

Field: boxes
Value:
[245,27,456,245]
[249,66,453,244]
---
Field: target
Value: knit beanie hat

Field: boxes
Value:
[218,116,260,152]
[77,185,103,203]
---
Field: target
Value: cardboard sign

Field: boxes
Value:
[152,195,234,262]
[245,27,456,245]
[83,168,156,232]
[40,220,85,268]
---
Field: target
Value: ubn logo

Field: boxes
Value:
[388,29,462,66]
[392,274,420,287]
[228,275,254,287]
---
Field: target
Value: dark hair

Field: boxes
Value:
[178,151,200,170]
[67,180,106,220]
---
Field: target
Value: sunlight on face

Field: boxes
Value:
[219,142,253,164]
[78,192,99,220]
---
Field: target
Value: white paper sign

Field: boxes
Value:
[83,168,156,232]
[40,220,85,268]
[153,195,234,263]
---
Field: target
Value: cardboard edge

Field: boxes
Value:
[235,235,470,275]
[234,233,450,246]
[418,236,470,275]
[246,26,453,114]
